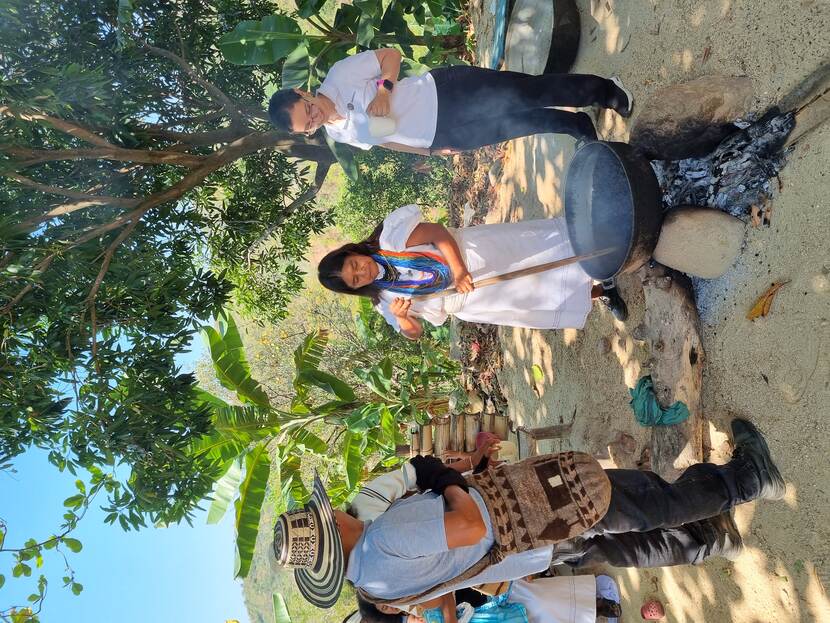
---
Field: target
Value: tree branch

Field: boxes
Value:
[141,43,245,128]
[141,126,246,146]
[5,145,206,168]
[22,198,141,230]
[0,106,115,148]
[86,218,141,358]
[245,162,332,263]
[155,108,227,128]
[2,131,317,313]
[4,173,137,205]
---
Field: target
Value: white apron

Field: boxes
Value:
[375,205,593,332]
[510,576,597,623]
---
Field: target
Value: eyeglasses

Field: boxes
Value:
[303,101,317,136]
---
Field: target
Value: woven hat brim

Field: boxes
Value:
[294,473,345,608]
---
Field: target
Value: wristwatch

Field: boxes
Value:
[376,78,395,92]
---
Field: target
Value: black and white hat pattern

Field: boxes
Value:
[272,473,345,609]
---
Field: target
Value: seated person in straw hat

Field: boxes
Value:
[273,419,783,621]
[267,49,634,155]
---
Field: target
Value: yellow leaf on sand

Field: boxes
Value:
[747,281,789,320]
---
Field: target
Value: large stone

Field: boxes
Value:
[631,76,755,160]
[653,207,745,278]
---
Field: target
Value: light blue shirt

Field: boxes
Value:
[345,490,552,603]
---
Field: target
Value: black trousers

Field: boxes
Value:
[572,515,736,568]
[563,456,761,568]
[429,66,623,148]
[594,458,760,535]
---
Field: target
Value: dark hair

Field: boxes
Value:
[268,89,302,132]
[354,594,404,623]
[318,223,384,304]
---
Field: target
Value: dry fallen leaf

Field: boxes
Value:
[747,281,790,320]
[702,46,712,63]
[530,364,544,398]
[750,204,762,227]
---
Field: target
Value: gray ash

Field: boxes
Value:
[650,110,796,218]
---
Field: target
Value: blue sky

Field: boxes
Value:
[0,339,250,623]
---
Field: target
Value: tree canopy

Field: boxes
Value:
[0,0,336,529]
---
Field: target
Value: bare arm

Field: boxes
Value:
[374,47,402,84]
[368,49,402,117]
[443,484,487,549]
[381,141,431,156]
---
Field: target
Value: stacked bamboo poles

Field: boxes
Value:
[410,401,510,458]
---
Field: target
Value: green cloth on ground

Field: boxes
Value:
[629,375,690,426]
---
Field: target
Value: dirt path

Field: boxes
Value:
[467,0,830,620]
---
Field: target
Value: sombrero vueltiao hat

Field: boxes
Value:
[272,472,344,609]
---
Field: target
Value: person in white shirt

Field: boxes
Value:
[317,204,629,339]
[267,49,633,154]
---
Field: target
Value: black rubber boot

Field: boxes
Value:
[707,511,745,561]
[730,418,786,501]
[598,286,628,321]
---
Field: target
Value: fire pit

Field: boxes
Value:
[563,141,663,282]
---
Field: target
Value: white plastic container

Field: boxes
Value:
[367,115,397,138]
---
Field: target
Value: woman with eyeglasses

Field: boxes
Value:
[267,48,633,156]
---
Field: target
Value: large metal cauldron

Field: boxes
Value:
[563,141,662,282]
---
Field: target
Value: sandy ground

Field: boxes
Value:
[466,0,830,620]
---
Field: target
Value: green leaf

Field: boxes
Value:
[219,15,307,66]
[204,314,270,407]
[531,364,544,383]
[325,134,359,181]
[342,432,365,489]
[206,459,243,525]
[295,0,328,19]
[281,43,310,89]
[71,582,83,595]
[234,444,271,578]
[62,538,83,553]
[293,329,329,373]
[63,494,84,509]
[0,574,4,589]
[290,428,327,454]
[354,363,392,398]
[296,368,355,402]
[355,0,378,47]
[380,405,397,447]
[273,592,293,623]
[344,404,381,433]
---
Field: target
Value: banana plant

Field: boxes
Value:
[192,315,403,578]
[218,0,466,87]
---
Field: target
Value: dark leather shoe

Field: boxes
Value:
[730,418,786,501]
[708,511,744,561]
[598,286,628,321]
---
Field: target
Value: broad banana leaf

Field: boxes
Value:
[273,593,292,623]
[289,428,327,455]
[342,432,366,489]
[219,15,307,66]
[204,314,270,408]
[281,43,310,89]
[234,443,271,578]
[325,134,358,181]
[296,368,355,402]
[344,404,382,433]
[207,459,243,525]
[293,328,329,373]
